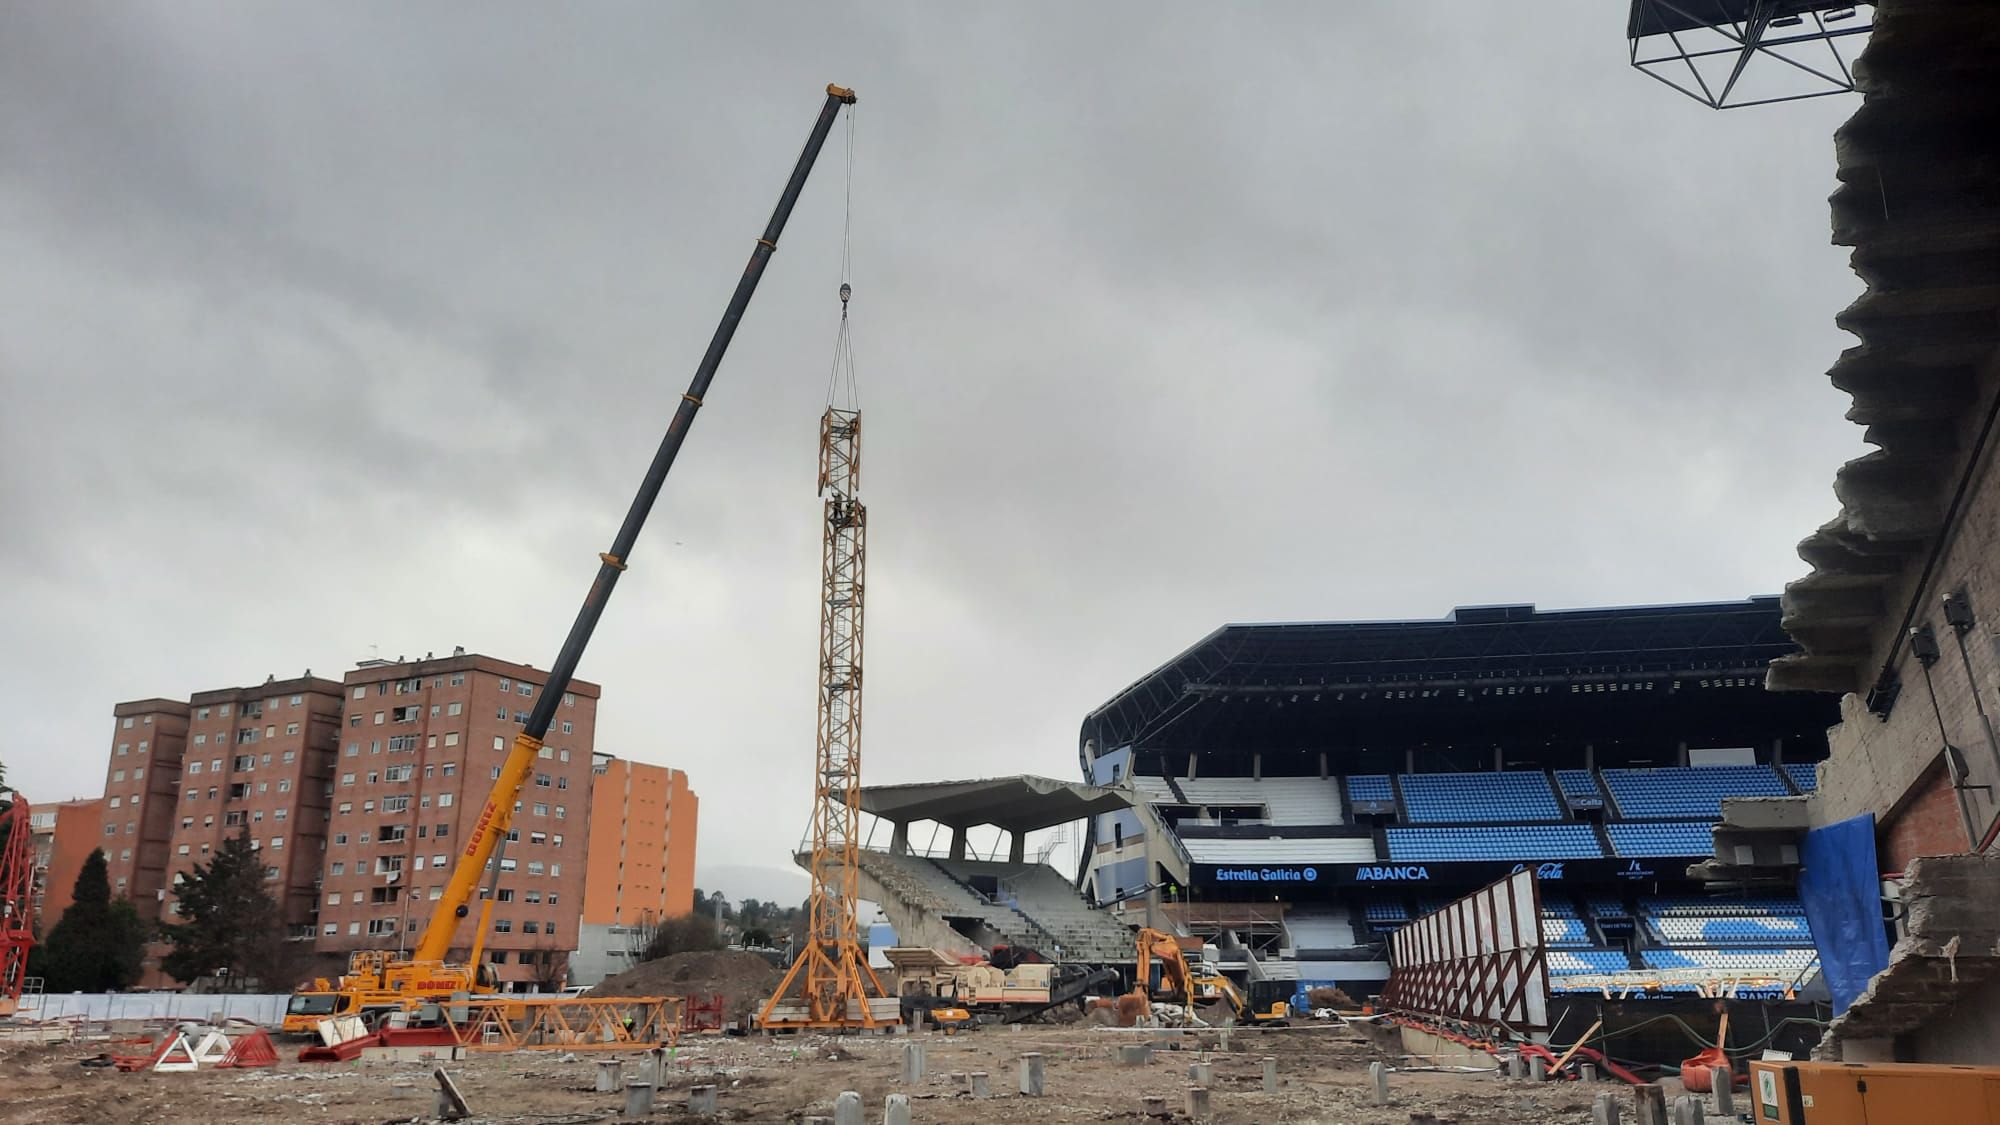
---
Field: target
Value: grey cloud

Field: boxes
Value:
[1,1,1864,888]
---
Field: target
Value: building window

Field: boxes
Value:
[436,824,450,838]
[334,833,348,845]
[286,723,299,735]
[549,864,560,878]
[392,706,419,723]
[428,886,442,901]
[444,732,460,747]
[563,692,574,707]
[326,892,340,906]
[351,686,366,700]
[278,779,291,793]
[194,735,206,747]
[532,803,548,817]
[197,707,211,720]
[366,774,378,786]
[189,761,202,775]
[557,777,569,790]
[270,836,284,849]
[535,773,551,789]
[373,711,385,725]
[529,832,546,845]
[341,773,355,786]
[113,769,126,782]
[497,889,515,902]
[331,862,345,876]
[523,921,539,934]
[513,711,528,725]
[348,715,362,728]
[443,763,456,777]
[348,921,361,935]
[434,853,447,867]
[554,805,565,820]
[552,835,562,848]
[545,921,558,937]
[385,764,413,782]
[498,678,511,693]
[382,796,411,814]
[493,919,512,933]
[225,811,246,827]
[527,861,545,876]
[439,793,454,807]
[448,702,463,716]
[283,750,296,763]
[538,746,552,759]
[517,683,533,697]
[109,797,121,809]
[105,825,116,836]
[121,717,134,730]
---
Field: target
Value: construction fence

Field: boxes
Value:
[13,992,289,1025]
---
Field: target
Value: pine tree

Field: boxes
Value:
[163,829,285,991]
[31,849,145,991]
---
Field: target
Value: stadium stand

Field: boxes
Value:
[1555,769,1606,804]
[1641,948,1818,978]
[1178,837,1376,865]
[1344,774,1395,804]
[1174,776,1343,825]
[1284,907,1359,951]
[933,857,1135,961]
[1397,771,1562,823]
[1549,949,1636,977]
[1587,897,1630,921]
[1606,821,1715,857]
[1600,765,1789,818]
[1385,824,1601,862]
[1363,902,1409,923]
[1543,914,1593,947]
[1783,762,1818,791]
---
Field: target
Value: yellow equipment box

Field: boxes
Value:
[1749,1059,2000,1124]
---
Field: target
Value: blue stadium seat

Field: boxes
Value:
[1363,901,1409,922]
[1556,769,1605,804]
[1783,762,1818,792]
[1606,821,1713,857]
[1600,766,1788,819]
[1346,775,1394,803]
[1384,825,1601,862]
[1548,949,1633,978]
[1398,771,1561,822]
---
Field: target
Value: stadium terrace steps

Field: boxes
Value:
[1782,762,1818,792]
[1128,775,1344,826]
[931,857,1135,962]
[1283,907,1360,952]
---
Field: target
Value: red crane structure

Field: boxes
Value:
[0,789,34,1017]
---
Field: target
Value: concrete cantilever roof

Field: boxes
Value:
[854,775,1132,832]
[1769,0,2000,696]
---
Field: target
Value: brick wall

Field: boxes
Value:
[1814,426,2000,854]
[1878,757,1972,871]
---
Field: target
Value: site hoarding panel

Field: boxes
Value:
[1380,867,1549,1029]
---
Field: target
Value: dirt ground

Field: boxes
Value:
[593,951,783,1027]
[0,1021,1649,1125]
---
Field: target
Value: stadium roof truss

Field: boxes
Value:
[1082,599,1804,765]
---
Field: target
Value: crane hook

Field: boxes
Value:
[839,282,852,307]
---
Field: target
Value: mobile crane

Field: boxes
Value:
[283,84,858,1034]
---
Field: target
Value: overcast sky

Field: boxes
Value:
[0,4,1865,902]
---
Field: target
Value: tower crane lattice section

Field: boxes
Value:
[760,405,891,1028]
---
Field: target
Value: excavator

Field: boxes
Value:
[281,84,858,1035]
[1119,927,1291,1027]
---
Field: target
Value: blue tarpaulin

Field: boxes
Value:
[1797,813,1890,1015]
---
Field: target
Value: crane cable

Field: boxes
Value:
[824,107,859,411]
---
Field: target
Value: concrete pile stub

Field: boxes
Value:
[1633,1083,1669,1125]
[1370,1060,1390,1105]
[1710,1066,1734,1115]
[901,1041,926,1083]
[968,1070,990,1097]
[834,1090,865,1125]
[1184,1085,1211,1120]
[596,1059,622,1093]
[1187,1060,1213,1084]
[623,1081,655,1118]
[1592,1092,1622,1125]
[1528,1055,1547,1081]
[1118,1044,1152,1066]
[688,1083,719,1115]
[1262,1055,1278,1093]
[1019,1052,1045,1096]
[883,1093,911,1125]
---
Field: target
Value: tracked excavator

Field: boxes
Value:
[282,84,858,1034]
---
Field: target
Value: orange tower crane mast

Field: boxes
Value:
[0,790,33,1018]
[759,298,889,1028]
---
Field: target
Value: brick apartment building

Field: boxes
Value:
[582,756,698,925]
[98,700,190,921]
[570,756,699,986]
[311,653,599,989]
[26,798,103,931]
[74,651,702,993]
[162,677,346,935]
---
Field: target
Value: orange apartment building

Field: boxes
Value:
[312,652,599,989]
[98,699,190,921]
[582,755,698,925]
[27,798,104,932]
[162,677,346,935]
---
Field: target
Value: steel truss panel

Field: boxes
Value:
[1381,868,1550,1030]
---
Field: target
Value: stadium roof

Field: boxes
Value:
[1082,598,1802,757]
[855,775,1132,831]
[1769,0,2000,698]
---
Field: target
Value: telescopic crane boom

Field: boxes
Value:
[285,85,856,1027]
